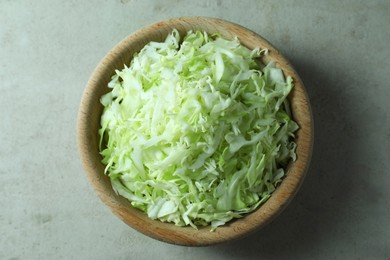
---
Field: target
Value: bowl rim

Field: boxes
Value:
[77,16,314,246]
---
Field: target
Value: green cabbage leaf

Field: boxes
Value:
[99,30,298,230]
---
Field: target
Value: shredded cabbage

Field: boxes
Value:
[99,30,298,230]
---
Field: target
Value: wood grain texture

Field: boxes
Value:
[77,17,313,246]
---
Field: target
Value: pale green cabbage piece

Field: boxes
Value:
[99,30,298,230]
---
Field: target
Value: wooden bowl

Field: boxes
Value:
[77,17,313,246]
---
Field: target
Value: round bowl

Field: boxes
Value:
[77,16,313,246]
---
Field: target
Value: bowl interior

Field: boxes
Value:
[77,16,313,246]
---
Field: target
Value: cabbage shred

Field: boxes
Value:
[99,30,298,230]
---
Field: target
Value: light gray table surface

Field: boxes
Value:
[1,1,389,259]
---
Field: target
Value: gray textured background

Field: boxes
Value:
[1,0,389,259]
